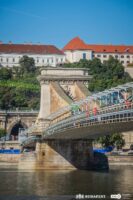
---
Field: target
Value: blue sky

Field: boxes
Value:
[0,0,133,48]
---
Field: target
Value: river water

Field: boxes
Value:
[0,165,133,200]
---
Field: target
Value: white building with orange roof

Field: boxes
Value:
[63,37,133,67]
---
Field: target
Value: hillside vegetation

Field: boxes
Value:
[0,56,40,110]
[64,56,132,91]
[0,56,132,110]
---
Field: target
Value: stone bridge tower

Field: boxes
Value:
[37,67,92,121]
[19,68,94,170]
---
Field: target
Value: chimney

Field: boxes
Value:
[26,42,32,45]
[9,41,12,44]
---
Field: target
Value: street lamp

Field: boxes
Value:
[4,104,11,136]
[4,109,8,133]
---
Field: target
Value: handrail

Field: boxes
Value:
[45,81,133,121]
[0,110,39,114]
[47,102,133,129]
[45,110,133,137]
[44,102,133,137]
[20,136,41,146]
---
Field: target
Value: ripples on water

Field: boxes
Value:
[0,165,133,200]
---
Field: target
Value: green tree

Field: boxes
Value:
[64,57,132,92]
[89,57,132,92]
[96,135,112,148]
[0,128,6,138]
[0,67,12,80]
[110,133,125,150]
[19,55,35,74]
[97,133,125,150]
[12,66,22,78]
[0,56,40,110]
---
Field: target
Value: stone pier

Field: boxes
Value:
[19,139,93,170]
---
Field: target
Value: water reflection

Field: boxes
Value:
[0,165,133,199]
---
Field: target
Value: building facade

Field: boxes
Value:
[0,43,65,67]
[0,38,133,68]
[63,37,133,67]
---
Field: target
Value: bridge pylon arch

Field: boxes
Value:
[37,67,92,121]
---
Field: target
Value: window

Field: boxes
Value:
[127,61,130,64]
[37,58,39,63]
[127,55,130,58]
[83,53,86,59]
[121,61,124,64]
[42,59,44,63]
[121,55,124,58]
[6,58,8,62]
[115,55,118,58]
[47,59,49,63]
[103,55,107,58]
[97,55,101,58]
[1,58,3,62]
[56,58,58,63]
[13,58,15,62]
[51,59,53,63]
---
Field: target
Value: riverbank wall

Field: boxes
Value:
[107,155,133,165]
[0,154,20,162]
[0,153,133,168]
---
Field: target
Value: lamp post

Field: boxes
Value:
[4,104,11,135]
[4,109,8,133]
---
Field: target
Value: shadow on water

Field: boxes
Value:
[92,152,109,172]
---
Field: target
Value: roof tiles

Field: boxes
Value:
[63,37,133,53]
[0,44,64,55]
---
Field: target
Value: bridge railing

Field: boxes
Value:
[20,135,41,146]
[45,82,133,123]
[45,110,133,137]
[0,110,39,114]
[44,102,133,137]
[48,102,133,128]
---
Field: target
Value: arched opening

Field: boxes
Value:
[10,122,27,140]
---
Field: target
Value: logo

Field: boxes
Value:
[111,194,121,199]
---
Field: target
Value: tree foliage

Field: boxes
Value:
[0,68,12,80]
[0,128,6,138]
[0,56,40,110]
[64,56,132,92]
[19,55,36,74]
[97,133,125,149]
